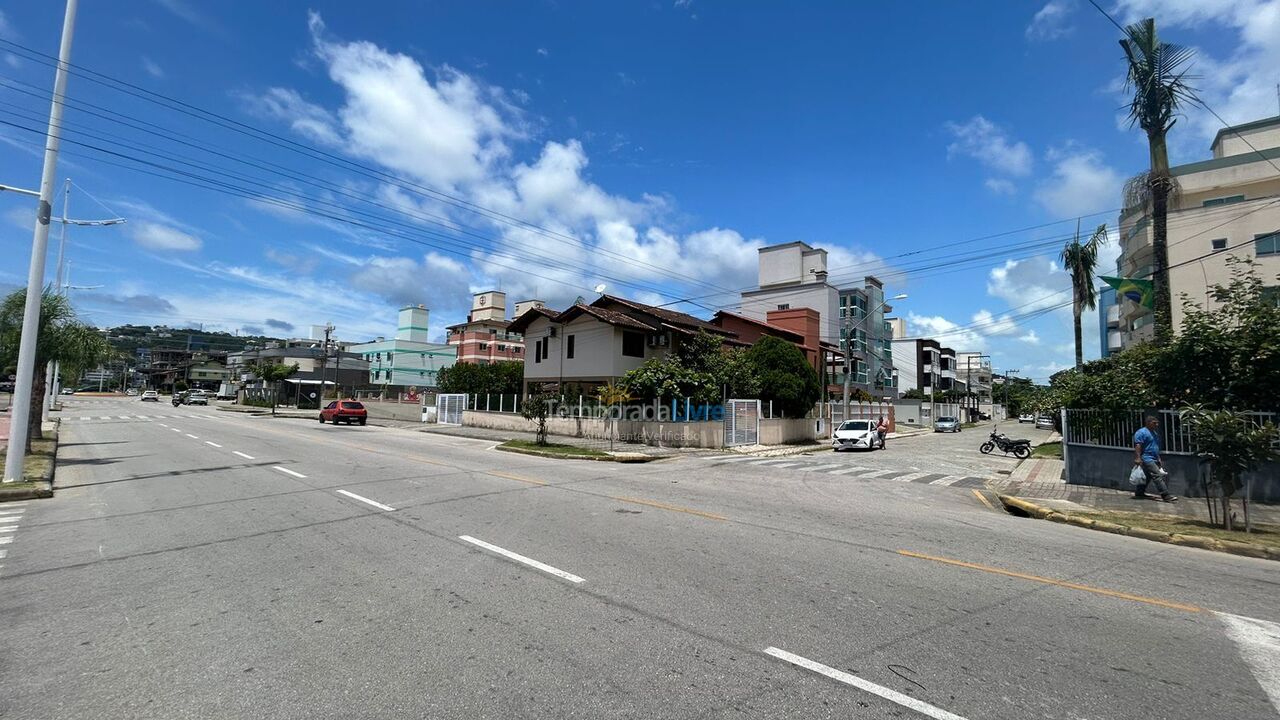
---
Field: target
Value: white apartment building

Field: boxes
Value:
[1116,115,1280,348]
[739,242,898,399]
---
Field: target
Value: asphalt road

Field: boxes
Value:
[2,397,1277,719]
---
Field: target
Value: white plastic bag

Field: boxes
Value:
[1128,465,1146,485]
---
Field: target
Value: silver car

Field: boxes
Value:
[1035,416,1055,430]
[832,419,882,451]
[934,416,961,433]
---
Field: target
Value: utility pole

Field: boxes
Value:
[5,0,79,483]
[317,322,334,407]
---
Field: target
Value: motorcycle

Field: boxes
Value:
[172,392,186,407]
[980,430,1031,459]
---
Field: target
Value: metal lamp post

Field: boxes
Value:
[4,0,79,483]
[842,293,907,424]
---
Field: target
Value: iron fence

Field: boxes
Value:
[1064,408,1278,455]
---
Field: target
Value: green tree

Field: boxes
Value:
[437,361,523,396]
[1061,223,1109,370]
[248,360,299,416]
[1120,18,1200,341]
[745,336,821,418]
[0,289,111,450]
[620,331,755,405]
[521,392,552,445]
[1178,404,1279,531]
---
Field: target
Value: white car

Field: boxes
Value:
[1018,413,1034,423]
[1035,416,1055,430]
[832,419,883,451]
[141,390,159,402]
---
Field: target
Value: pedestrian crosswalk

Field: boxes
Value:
[64,414,206,424]
[691,454,991,488]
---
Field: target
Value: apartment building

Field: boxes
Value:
[1098,285,1119,358]
[446,291,538,365]
[1116,115,1280,348]
[349,305,456,388]
[738,241,898,399]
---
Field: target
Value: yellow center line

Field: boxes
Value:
[487,470,549,486]
[971,488,996,511]
[897,549,1204,613]
[612,496,727,521]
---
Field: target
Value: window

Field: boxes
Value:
[541,337,550,361]
[497,344,506,351]
[1211,238,1227,251]
[1256,233,1280,257]
[776,304,790,310]
[1203,195,1245,207]
[534,339,542,363]
[479,343,489,350]
[490,328,497,335]
[622,331,645,358]
[566,334,575,359]
[514,346,522,354]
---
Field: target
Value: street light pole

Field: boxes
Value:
[5,0,79,483]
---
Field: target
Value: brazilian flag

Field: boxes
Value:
[1101,276,1154,310]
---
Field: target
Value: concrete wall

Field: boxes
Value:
[759,418,822,445]
[1065,444,1280,502]
[364,401,427,422]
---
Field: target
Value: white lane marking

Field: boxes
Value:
[828,466,869,475]
[764,647,968,720]
[0,509,24,516]
[0,526,18,533]
[99,416,111,420]
[135,415,148,419]
[79,416,90,421]
[170,428,181,433]
[184,433,199,439]
[336,489,396,512]
[233,451,254,460]
[205,441,222,448]
[930,476,962,486]
[856,469,900,479]
[894,472,930,483]
[803,464,844,473]
[157,423,168,428]
[273,466,307,478]
[1217,612,1280,714]
[0,537,12,545]
[117,415,130,420]
[709,455,755,463]
[0,549,6,558]
[458,535,584,583]
[751,458,801,466]
[764,462,802,469]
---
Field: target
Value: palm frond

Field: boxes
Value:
[1119,18,1201,135]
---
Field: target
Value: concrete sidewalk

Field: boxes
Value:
[990,457,1280,525]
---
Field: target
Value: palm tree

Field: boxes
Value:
[0,288,112,451]
[1061,223,1109,370]
[1119,18,1199,341]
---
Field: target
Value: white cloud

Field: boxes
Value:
[349,252,474,310]
[1026,1,1075,41]
[128,221,202,251]
[141,56,164,79]
[971,309,1020,336]
[1019,330,1042,345]
[987,256,1071,311]
[1033,147,1122,218]
[945,115,1033,177]
[536,47,548,57]
[985,178,1017,196]
[242,87,342,146]
[1113,1,1280,148]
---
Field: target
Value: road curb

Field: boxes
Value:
[0,421,57,503]
[996,494,1280,562]
[494,444,658,463]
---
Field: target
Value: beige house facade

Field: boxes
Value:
[1116,115,1280,348]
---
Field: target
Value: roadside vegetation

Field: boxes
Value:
[500,439,609,458]
[1076,511,1280,552]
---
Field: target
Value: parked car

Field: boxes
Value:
[1035,416,1055,430]
[1018,413,1034,423]
[319,400,367,426]
[831,419,882,451]
[187,393,208,406]
[934,416,961,433]
[60,388,75,395]
[141,390,159,402]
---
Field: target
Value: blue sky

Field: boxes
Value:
[1,0,1277,381]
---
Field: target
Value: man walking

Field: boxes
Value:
[1133,415,1177,502]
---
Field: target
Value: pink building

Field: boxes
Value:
[446,291,543,365]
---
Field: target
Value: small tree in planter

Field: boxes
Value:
[249,361,300,416]
[521,393,552,446]
[1178,404,1279,532]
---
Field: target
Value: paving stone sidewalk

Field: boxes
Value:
[989,457,1280,525]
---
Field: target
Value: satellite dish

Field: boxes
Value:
[594,284,607,294]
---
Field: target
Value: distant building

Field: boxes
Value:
[445,291,531,365]
[1115,114,1280,349]
[710,308,843,392]
[1098,285,1119,359]
[738,241,898,399]
[349,305,456,389]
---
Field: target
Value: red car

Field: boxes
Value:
[319,400,367,426]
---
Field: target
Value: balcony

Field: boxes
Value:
[1106,304,1120,328]
[1107,330,1122,352]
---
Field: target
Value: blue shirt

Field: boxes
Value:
[1134,427,1160,463]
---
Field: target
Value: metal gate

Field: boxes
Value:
[437,393,466,426]
[724,399,760,446]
